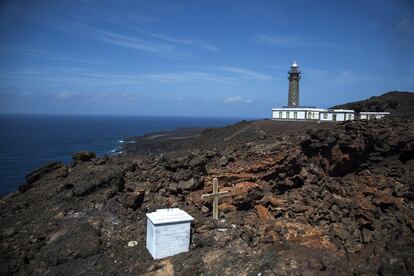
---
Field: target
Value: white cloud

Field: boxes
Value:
[52,21,189,58]
[225,96,253,104]
[254,34,330,47]
[216,66,273,80]
[57,91,76,99]
[148,33,219,52]
[53,18,217,58]
[0,43,104,64]
[141,71,234,83]
[91,28,184,57]
[0,63,272,86]
[106,14,159,26]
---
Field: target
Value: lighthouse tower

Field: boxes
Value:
[288,60,301,107]
[271,60,389,121]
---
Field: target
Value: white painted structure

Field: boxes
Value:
[146,208,194,259]
[271,61,390,122]
[319,109,355,122]
[359,112,390,120]
[272,107,356,122]
[271,107,390,122]
[272,108,325,121]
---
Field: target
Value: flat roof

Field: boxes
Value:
[282,105,316,108]
[272,107,326,112]
[272,107,355,113]
[146,208,194,225]
[359,112,390,115]
[325,109,355,113]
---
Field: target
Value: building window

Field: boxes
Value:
[323,113,328,119]
[286,111,290,119]
[294,112,297,119]
[307,112,311,118]
[279,111,282,118]
[348,114,352,120]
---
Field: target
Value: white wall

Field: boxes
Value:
[146,220,155,257]
[306,111,319,120]
[320,113,333,121]
[272,110,307,120]
[336,113,345,121]
[148,221,191,259]
[320,112,354,121]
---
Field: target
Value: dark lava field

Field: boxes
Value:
[1,92,413,275]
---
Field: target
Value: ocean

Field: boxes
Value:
[0,114,246,195]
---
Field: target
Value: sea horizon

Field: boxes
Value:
[0,114,254,195]
[0,112,262,119]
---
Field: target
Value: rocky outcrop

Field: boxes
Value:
[18,162,66,193]
[72,151,96,164]
[1,118,413,275]
[331,91,414,117]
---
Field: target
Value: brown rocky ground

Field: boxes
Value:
[1,118,413,275]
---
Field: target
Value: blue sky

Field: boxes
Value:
[0,0,413,117]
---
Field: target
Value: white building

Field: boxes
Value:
[272,107,355,122]
[359,112,390,120]
[319,109,355,122]
[146,208,194,259]
[272,108,325,121]
[271,61,390,122]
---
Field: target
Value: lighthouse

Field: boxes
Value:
[288,60,301,107]
[271,61,389,121]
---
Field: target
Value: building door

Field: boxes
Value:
[333,114,337,121]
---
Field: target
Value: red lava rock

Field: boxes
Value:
[255,204,272,220]
[2,106,414,275]
[260,194,285,207]
[373,190,403,207]
[218,203,236,213]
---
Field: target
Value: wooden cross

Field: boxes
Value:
[201,177,229,220]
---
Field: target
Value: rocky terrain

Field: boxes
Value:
[1,110,414,274]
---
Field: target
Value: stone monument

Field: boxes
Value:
[146,208,194,259]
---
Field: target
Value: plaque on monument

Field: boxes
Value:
[146,208,194,259]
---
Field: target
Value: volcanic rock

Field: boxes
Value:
[1,107,414,275]
[178,177,202,191]
[121,190,145,210]
[19,162,65,192]
[72,151,96,164]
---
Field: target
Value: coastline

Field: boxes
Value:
[0,115,244,195]
[1,117,413,274]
